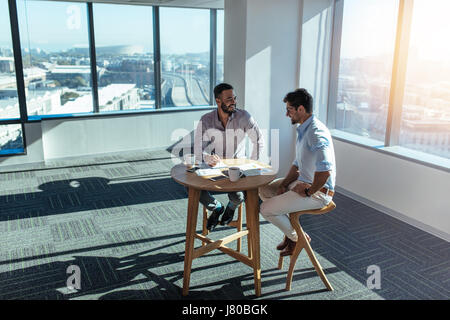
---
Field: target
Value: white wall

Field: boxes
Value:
[224,0,302,177]
[224,0,247,107]
[299,0,334,122]
[335,139,450,240]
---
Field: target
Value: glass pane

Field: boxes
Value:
[0,0,20,120]
[17,0,93,117]
[0,124,24,154]
[217,9,224,85]
[335,0,398,142]
[93,3,154,112]
[399,0,450,159]
[160,7,210,107]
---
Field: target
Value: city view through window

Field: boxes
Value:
[399,0,450,159]
[0,0,224,154]
[335,0,450,160]
[336,0,398,143]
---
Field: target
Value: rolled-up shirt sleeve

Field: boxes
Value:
[309,133,333,172]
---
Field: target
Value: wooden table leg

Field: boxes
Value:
[245,189,261,297]
[182,187,201,296]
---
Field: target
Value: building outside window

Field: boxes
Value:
[398,0,450,159]
[17,0,93,117]
[93,3,154,112]
[160,7,210,107]
[331,0,449,165]
[334,0,398,143]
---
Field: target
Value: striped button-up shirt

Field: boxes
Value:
[194,108,264,161]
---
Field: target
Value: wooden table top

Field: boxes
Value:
[170,159,277,192]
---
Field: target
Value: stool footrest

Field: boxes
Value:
[193,231,249,259]
[194,233,253,268]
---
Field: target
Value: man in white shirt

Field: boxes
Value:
[259,88,336,256]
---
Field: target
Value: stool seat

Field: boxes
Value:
[278,201,336,291]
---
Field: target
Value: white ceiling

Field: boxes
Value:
[49,0,224,9]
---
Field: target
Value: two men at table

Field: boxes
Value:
[259,88,336,257]
[194,83,264,231]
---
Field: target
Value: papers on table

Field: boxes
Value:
[242,168,272,176]
[194,161,272,177]
[196,168,223,177]
[211,161,227,169]
[235,163,264,171]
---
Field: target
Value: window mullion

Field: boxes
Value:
[87,3,99,113]
[385,0,414,147]
[153,6,162,109]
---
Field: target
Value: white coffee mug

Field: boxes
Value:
[228,167,243,182]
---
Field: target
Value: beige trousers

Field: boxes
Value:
[259,178,332,241]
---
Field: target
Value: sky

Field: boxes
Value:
[340,0,450,63]
[0,0,220,55]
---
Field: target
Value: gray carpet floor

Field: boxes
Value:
[0,149,448,300]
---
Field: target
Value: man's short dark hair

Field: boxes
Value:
[214,83,233,99]
[283,88,313,113]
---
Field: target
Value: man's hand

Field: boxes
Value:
[205,154,221,167]
[292,182,311,197]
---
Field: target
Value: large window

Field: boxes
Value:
[0,0,20,120]
[334,0,398,142]
[93,3,154,112]
[2,0,224,157]
[330,0,450,165]
[160,7,210,107]
[399,0,450,159]
[17,0,93,116]
[0,0,24,155]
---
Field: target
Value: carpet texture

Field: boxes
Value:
[0,150,448,300]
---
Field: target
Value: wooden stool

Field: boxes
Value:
[202,203,244,252]
[278,201,336,291]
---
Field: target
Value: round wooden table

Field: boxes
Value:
[171,159,276,297]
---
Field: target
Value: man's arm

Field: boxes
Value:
[277,165,299,195]
[292,171,330,197]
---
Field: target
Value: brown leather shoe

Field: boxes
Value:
[277,233,311,251]
[280,238,297,256]
[280,232,312,256]
[276,236,289,251]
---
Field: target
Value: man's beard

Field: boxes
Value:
[221,103,236,115]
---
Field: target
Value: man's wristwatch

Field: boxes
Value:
[304,188,311,197]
